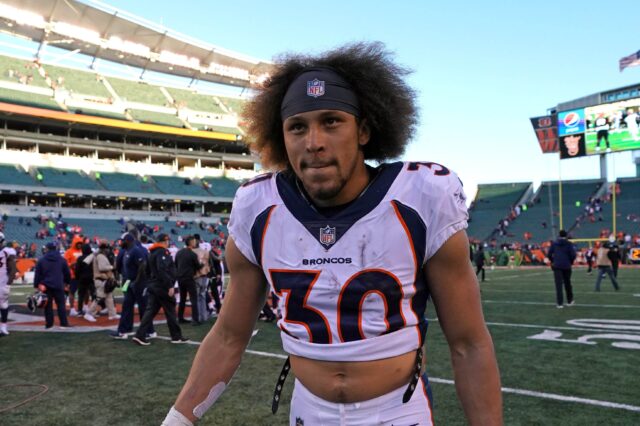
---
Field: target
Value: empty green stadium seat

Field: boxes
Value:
[152,175,211,197]
[106,77,169,106]
[96,172,159,194]
[165,87,225,113]
[41,64,111,98]
[129,109,184,127]
[0,164,38,186]
[0,55,48,87]
[36,167,101,190]
[204,177,240,198]
[0,87,62,110]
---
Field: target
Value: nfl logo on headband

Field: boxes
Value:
[307,79,325,98]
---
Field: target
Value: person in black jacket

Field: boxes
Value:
[175,236,202,325]
[33,242,72,329]
[547,230,577,308]
[474,244,486,282]
[607,241,621,278]
[132,234,188,346]
[75,244,96,322]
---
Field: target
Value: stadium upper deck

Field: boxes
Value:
[0,0,269,224]
[0,0,272,87]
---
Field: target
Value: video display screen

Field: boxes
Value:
[584,98,640,154]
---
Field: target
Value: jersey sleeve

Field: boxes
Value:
[228,174,275,267]
[423,171,469,261]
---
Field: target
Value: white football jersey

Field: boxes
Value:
[0,247,16,287]
[229,161,468,361]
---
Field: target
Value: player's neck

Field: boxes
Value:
[296,164,377,213]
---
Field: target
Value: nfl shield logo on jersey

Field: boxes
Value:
[319,225,336,246]
[295,418,304,426]
[307,79,325,97]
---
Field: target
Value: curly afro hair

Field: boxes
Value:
[244,42,418,170]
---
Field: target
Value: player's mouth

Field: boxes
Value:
[301,160,336,170]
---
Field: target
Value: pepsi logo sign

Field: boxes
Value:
[563,112,580,128]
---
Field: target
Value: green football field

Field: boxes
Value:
[1,267,639,425]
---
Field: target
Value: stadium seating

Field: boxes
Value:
[0,164,39,186]
[217,96,245,114]
[165,87,225,113]
[503,180,603,243]
[467,182,530,241]
[106,77,169,106]
[152,175,211,197]
[36,167,101,190]
[0,87,62,110]
[41,64,111,98]
[128,109,184,128]
[1,216,228,252]
[95,172,159,194]
[204,177,241,198]
[0,55,48,87]
[190,123,241,134]
[616,178,640,236]
[67,107,128,120]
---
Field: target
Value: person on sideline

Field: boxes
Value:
[34,242,71,329]
[547,230,576,308]
[132,234,188,346]
[595,239,620,291]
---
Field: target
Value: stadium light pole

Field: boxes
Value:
[558,159,563,231]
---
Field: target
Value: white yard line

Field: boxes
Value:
[429,378,640,413]
[426,318,640,335]
[483,300,640,309]
[482,289,632,295]
[488,271,550,280]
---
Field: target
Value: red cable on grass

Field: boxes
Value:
[0,384,49,412]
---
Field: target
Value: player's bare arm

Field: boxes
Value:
[170,238,268,423]
[426,230,503,425]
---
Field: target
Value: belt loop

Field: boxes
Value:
[272,357,291,414]
[402,348,423,403]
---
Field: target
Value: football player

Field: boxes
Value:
[163,42,502,425]
[0,233,17,336]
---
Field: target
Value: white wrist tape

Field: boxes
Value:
[193,382,227,419]
[161,406,193,426]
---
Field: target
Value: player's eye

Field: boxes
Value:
[287,122,306,133]
[324,116,341,127]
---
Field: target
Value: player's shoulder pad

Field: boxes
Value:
[233,172,279,210]
[398,161,465,197]
[3,247,17,257]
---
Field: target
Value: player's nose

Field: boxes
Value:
[305,122,326,153]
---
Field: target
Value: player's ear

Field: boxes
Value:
[358,119,370,147]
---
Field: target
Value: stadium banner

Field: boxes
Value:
[557,109,586,136]
[530,114,559,153]
[559,134,586,159]
[584,97,640,155]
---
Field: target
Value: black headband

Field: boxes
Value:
[280,67,360,120]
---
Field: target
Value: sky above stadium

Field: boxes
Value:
[100,0,639,196]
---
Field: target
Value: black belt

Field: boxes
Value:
[271,348,423,414]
